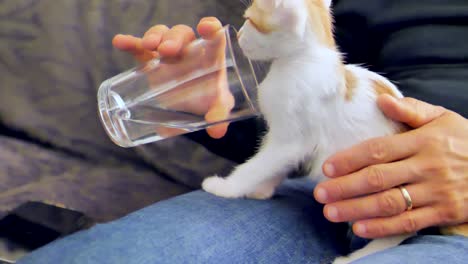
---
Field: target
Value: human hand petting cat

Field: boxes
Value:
[314,95,468,239]
[112,17,232,139]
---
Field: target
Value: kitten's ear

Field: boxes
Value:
[256,0,282,11]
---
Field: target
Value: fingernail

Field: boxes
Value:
[355,223,367,235]
[315,187,328,202]
[204,20,220,27]
[323,163,335,177]
[327,206,339,221]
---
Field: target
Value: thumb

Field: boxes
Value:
[377,95,447,128]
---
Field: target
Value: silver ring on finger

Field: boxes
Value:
[398,185,413,211]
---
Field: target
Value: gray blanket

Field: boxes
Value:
[0,0,244,222]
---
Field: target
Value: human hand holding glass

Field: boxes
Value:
[101,18,259,147]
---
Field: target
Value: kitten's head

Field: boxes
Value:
[238,0,334,61]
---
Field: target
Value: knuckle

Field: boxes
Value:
[453,196,465,213]
[145,25,169,35]
[171,24,192,31]
[333,156,353,175]
[440,109,457,120]
[440,208,463,223]
[334,182,346,200]
[423,134,446,151]
[421,157,452,178]
[439,161,452,178]
[404,97,419,105]
[372,223,389,237]
[435,106,448,115]
[404,98,425,123]
[419,136,457,179]
[414,101,429,119]
[401,215,418,233]
[441,194,464,222]
[378,191,401,216]
[366,166,386,191]
[446,136,459,157]
[402,97,419,110]
[153,24,169,31]
[367,140,388,163]
[421,135,435,148]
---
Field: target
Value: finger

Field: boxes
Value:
[142,25,170,50]
[129,36,155,62]
[112,34,139,51]
[205,99,233,139]
[158,25,196,57]
[197,17,223,39]
[352,207,441,238]
[378,95,447,128]
[206,123,229,139]
[323,183,431,223]
[204,65,234,139]
[112,34,154,62]
[323,131,421,177]
[315,159,421,204]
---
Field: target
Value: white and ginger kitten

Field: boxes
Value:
[202,0,468,263]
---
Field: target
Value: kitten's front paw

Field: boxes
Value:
[202,176,244,199]
[332,256,352,264]
[246,184,275,200]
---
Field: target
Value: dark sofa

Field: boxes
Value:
[0,0,250,223]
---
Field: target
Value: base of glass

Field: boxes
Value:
[97,81,133,148]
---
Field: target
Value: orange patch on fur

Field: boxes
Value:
[344,68,358,101]
[372,79,398,98]
[441,224,468,237]
[305,0,335,48]
[246,0,336,48]
[247,18,273,34]
[245,1,276,34]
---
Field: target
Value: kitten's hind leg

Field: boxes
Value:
[202,143,302,199]
[333,234,411,264]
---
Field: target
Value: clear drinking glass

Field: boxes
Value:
[97,25,260,147]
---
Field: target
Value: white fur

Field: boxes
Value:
[323,0,332,9]
[333,234,411,264]
[256,0,282,10]
[203,0,407,262]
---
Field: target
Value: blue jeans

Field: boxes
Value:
[18,179,467,264]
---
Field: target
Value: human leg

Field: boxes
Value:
[17,179,348,264]
[352,234,468,264]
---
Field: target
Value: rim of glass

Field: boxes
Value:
[225,25,259,112]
